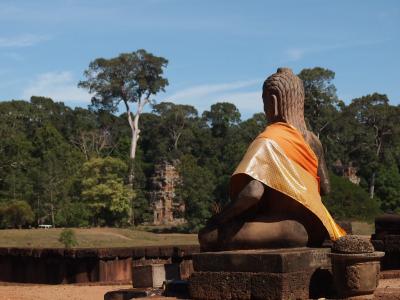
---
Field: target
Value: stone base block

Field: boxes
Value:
[189,248,333,300]
[192,248,331,273]
[190,270,321,300]
[372,234,400,270]
[132,263,180,288]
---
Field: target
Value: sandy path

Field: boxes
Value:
[0,284,132,300]
[0,279,398,300]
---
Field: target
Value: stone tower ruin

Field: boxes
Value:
[149,161,184,225]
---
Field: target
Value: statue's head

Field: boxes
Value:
[262,68,305,128]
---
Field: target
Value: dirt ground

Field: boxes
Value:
[0,279,398,300]
[0,283,132,300]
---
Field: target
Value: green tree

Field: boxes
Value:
[78,50,168,169]
[0,200,34,228]
[55,201,90,227]
[153,102,198,157]
[323,174,380,222]
[298,67,341,138]
[78,50,168,224]
[202,102,241,137]
[176,155,216,232]
[375,164,400,213]
[33,124,82,227]
[346,93,399,199]
[238,113,267,144]
[81,157,134,226]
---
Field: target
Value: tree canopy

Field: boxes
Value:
[0,65,399,230]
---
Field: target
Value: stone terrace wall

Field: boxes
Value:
[0,245,199,284]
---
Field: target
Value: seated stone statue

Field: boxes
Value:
[199,68,346,251]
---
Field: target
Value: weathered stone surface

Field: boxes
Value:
[132,264,180,288]
[375,213,400,234]
[164,280,190,298]
[190,248,334,300]
[0,245,198,284]
[371,214,400,270]
[189,270,321,300]
[384,234,400,252]
[193,248,331,273]
[178,259,193,279]
[150,162,184,225]
[333,235,374,254]
[330,251,384,298]
[104,288,159,300]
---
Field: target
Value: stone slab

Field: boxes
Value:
[193,247,331,273]
[372,234,400,270]
[189,248,334,300]
[189,269,333,300]
[132,263,180,288]
[104,288,162,300]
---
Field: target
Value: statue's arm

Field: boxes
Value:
[211,179,264,225]
[306,132,331,195]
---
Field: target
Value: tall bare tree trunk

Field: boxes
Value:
[50,190,55,228]
[369,172,376,199]
[124,98,149,226]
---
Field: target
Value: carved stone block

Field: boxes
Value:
[132,263,180,288]
[189,248,333,300]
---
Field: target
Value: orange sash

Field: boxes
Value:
[230,122,346,240]
[257,122,320,190]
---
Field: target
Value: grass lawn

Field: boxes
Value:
[0,227,198,248]
[0,221,373,249]
[351,221,374,236]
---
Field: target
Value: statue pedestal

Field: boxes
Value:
[189,248,333,300]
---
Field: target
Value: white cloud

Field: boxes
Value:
[167,79,260,102]
[0,34,50,48]
[2,52,24,61]
[284,39,390,62]
[21,71,91,104]
[219,91,262,113]
[285,48,305,61]
[163,79,263,118]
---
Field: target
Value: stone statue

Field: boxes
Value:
[199,68,345,251]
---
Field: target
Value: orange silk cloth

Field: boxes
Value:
[257,123,319,186]
[230,122,346,240]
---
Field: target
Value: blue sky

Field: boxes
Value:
[0,0,399,119]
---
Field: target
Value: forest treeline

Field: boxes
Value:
[1,65,399,230]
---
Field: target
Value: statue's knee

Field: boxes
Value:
[198,226,218,250]
[280,220,309,246]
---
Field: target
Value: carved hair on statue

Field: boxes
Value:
[262,68,307,134]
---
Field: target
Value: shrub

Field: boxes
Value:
[323,173,380,222]
[0,200,34,228]
[58,228,78,248]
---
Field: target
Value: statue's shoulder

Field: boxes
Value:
[304,130,323,157]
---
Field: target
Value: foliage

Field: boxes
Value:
[78,50,168,114]
[81,157,134,226]
[176,155,216,232]
[374,164,400,213]
[202,102,241,137]
[78,49,168,161]
[0,64,399,230]
[58,228,78,248]
[78,49,169,225]
[323,174,380,222]
[0,200,34,228]
[344,93,399,199]
[298,67,341,137]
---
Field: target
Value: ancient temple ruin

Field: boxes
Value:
[149,161,184,225]
[332,160,361,185]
